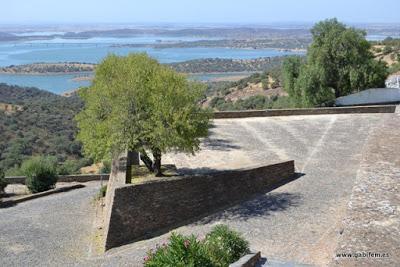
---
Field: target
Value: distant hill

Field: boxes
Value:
[0,57,289,75]
[0,84,84,173]
[170,57,288,73]
[204,69,292,111]
[371,37,400,74]
[0,62,95,74]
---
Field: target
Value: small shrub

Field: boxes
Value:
[144,225,250,267]
[22,157,58,193]
[144,233,213,267]
[99,160,111,174]
[0,168,7,193]
[58,159,81,175]
[5,165,24,177]
[98,185,107,198]
[204,225,250,267]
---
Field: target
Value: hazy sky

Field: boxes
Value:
[3,0,399,24]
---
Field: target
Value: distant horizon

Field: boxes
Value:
[1,21,400,30]
[2,0,399,25]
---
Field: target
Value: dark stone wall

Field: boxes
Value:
[213,105,396,119]
[103,160,295,250]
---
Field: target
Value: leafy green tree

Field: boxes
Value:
[282,56,304,107]
[283,18,388,107]
[76,53,210,176]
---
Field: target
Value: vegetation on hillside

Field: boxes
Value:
[371,37,400,74]
[115,38,311,50]
[76,53,211,176]
[282,18,388,107]
[205,68,294,111]
[0,62,95,74]
[170,57,288,73]
[0,83,84,175]
[0,57,291,75]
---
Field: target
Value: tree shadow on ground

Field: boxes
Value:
[201,127,241,152]
[195,191,302,224]
[202,137,241,151]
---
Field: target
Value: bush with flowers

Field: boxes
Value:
[204,225,250,267]
[143,225,249,267]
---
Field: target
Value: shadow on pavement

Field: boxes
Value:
[202,137,241,151]
[196,191,302,224]
[194,173,304,223]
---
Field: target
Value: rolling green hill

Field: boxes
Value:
[0,83,84,174]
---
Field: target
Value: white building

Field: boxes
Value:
[386,74,400,89]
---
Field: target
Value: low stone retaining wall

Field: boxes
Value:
[213,105,396,119]
[103,160,295,250]
[5,174,109,185]
[0,184,85,208]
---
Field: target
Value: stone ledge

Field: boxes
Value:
[5,174,109,185]
[229,252,261,267]
[213,105,396,119]
[0,184,85,208]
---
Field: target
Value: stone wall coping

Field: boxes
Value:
[119,161,294,188]
[5,173,110,185]
[213,105,396,119]
[229,252,262,267]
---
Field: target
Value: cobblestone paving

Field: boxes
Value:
[332,113,400,267]
[1,113,397,267]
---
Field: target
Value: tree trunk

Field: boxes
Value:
[152,149,163,177]
[139,150,154,172]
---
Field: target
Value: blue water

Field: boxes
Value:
[0,73,92,94]
[0,36,305,94]
[0,43,302,66]
[0,72,251,94]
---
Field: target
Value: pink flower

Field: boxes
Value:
[184,239,190,248]
[143,256,149,262]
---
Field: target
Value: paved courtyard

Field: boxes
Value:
[1,113,398,266]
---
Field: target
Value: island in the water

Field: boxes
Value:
[0,62,96,74]
[0,56,291,75]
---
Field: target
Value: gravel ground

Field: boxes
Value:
[1,113,396,266]
[0,181,105,267]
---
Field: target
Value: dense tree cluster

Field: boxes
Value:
[282,19,388,107]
